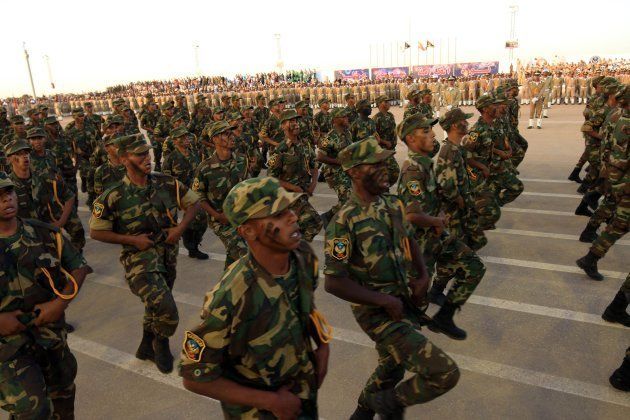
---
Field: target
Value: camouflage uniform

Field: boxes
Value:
[193,151,249,268]
[324,140,459,412]
[46,129,77,197]
[140,107,161,155]
[153,107,175,170]
[90,171,199,338]
[319,125,353,215]
[259,113,284,150]
[373,106,401,185]
[29,149,59,176]
[404,96,440,157]
[0,216,87,419]
[252,104,270,131]
[93,160,126,197]
[505,81,528,167]
[237,118,263,177]
[65,120,97,202]
[313,110,332,141]
[491,110,524,207]
[180,177,322,419]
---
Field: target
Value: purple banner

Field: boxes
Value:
[334,69,370,81]
[411,64,455,78]
[454,61,500,77]
[370,67,409,80]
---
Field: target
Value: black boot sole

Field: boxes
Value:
[136,350,155,361]
[609,374,630,392]
[601,310,630,327]
[575,258,604,281]
[579,233,597,243]
[428,323,467,340]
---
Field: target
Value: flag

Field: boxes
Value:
[426,41,434,49]
[418,41,426,51]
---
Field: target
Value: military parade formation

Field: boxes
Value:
[0,62,628,419]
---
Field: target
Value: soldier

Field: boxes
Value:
[162,127,208,260]
[268,110,323,241]
[65,107,97,202]
[463,94,504,230]
[122,106,141,135]
[27,127,59,176]
[324,138,460,419]
[1,115,27,173]
[541,69,553,118]
[0,107,9,140]
[6,138,86,253]
[180,176,330,419]
[93,132,126,198]
[238,105,264,176]
[259,97,286,149]
[442,76,462,111]
[295,100,317,147]
[138,92,156,120]
[317,107,353,222]
[403,89,421,119]
[140,101,161,165]
[89,134,200,373]
[174,94,190,123]
[576,87,628,281]
[25,108,43,131]
[228,95,241,114]
[84,101,104,135]
[505,80,529,168]
[345,93,358,124]
[418,89,434,119]
[0,172,90,419]
[43,116,77,197]
[153,102,176,171]
[193,121,249,269]
[526,70,545,129]
[397,114,485,339]
[350,99,378,143]
[188,96,211,139]
[313,98,332,142]
[252,93,270,131]
[373,95,401,185]
[160,113,189,162]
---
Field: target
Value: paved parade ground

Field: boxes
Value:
[4,105,627,420]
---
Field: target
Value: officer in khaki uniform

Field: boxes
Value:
[90,134,200,374]
[324,137,460,419]
[179,176,330,419]
[527,71,545,129]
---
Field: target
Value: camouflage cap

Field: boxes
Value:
[241,105,254,112]
[374,95,390,104]
[196,93,206,101]
[26,127,47,139]
[339,137,395,171]
[37,104,49,112]
[591,75,605,87]
[279,109,300,123]
[10,115,25,125]
[255,93,265,100]
[212,106,224,114]
[72,107,85,116]
[494,86,509,102]
[26,108,38,116]
[169,126,189,139]
[112,98,125,106]
[356,99,371,109]
[207,120,232,138]
[344,93,355,100]
[294,100,309,109]
[161,102,174,111]
[269,97,286,106]
[439,108,474,131]
[4,139,32,156]
[406,89,420,100]
[83,101,93,107]
[475,93,501,110]
[601,80,621,95]
[104,115,124,128]
[226,111,243,122]
[330,107,349,119]
[419,89,432,97]
[170,113,185,124]
[44,116,58,125]
[398,114,439,140]
[117,134,152,155]
[0,172,15,190]
[318,97,330,106]
[223,176,305,227]
[104,135,121,147]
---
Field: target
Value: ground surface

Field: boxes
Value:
[3,105,628,420]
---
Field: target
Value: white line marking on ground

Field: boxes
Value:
[520,178,573,184]
[521,191,581,198]
[502,207,575,216]
[489,228,630,246]
[482,256,626,279]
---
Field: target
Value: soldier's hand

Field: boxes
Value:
[131,233,154,251]
[0,310,27,336]
[379,295,404,321]
[314,343,330,388]
[409,279,429,306]
[456,196,465,209]
[215,213,230,226]
[269,385,302,420]
[34,299,67,327]
[165,227,183,245]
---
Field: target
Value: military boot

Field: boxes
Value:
[429,302,467,340]
[363,389,404,420]
[136,329,155,361]
[609,354,630,392]
[574,200,593,217]
[579,223,599,243]
[153,336,174,373]
[584,191,601,211]
[602,291,630,327]
[568,167,582,183]
[427,283,447,306]
[577,183,589,194]
[576,251,604,281]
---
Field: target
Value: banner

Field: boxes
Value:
[454,61,500,77]
[370,67,409,80]
[411,64,455,78]
[334,69,370,81]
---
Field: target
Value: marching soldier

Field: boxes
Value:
[43,116,77,197]
[90,134,201,374]
[295,100,317,147]
[84,101,104,136]
[373,95,401,184]
[193,121,249,269]
[153,102,177,171]
[252,94,270,131]
[345,93,358,124]
[505,80,529,167]
[180,176,330,419]
[27,127,59,176]
[403,89,421,119]
[174,94,191,123]
[259,97,286,149]
[324,138,459,419]
[313,98,332,142]
[65,107,97,202]
[350,99,378,143]
[526,71,545,129]
[0,172,90,419]
[93,132,126,198]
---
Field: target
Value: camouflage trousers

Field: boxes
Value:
[472,182,501,230]
[210,220,248,270]
[151,137,163,169]
[182,212,207,252]
[587,192,617,228]
[325,170,352,216]
[0,341,77,419]
[510,133,528,168]
[222,398,317,420]
[442,204,488,251]
[423,234,485,306]
[352,307,459,408]
[121,244,179,338]
[291,196,323,243]
[385,155,400,187]
[591,194,629,258]
[491,170,524,207]
[576,137,590,168]
[582,136,602,189]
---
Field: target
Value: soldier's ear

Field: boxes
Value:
[238,222,258,242]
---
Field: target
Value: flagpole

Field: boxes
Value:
[23,42,37,99]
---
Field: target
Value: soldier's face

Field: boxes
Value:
[75,115,85,124]
[359,107,371,118]
[282,119,299,138]
[347,98,356,107]
[245,209,301,251]
[214,131,234,150]
[408,127,436,154]
[422,94,432,104]
[175,136,190,149]
[85,105,93,113]
[10,150,30,171]
[244,109,254,119]
[378,101,390,112]
[321,102,330,112]
[105,144,118,160]
[13,123,25,134]
[356,161,390,194]
[213,113,224,121]
[124,152,152,175]
[29,137,46,154]
[0,188,18,221]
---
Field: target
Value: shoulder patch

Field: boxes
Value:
[183,331,206,362]
[331,237,349,260]
[92,202,104,219]
[267,154,278,168]
[407,180,421,196]
[192,178,200,191]
[467,132,479,143]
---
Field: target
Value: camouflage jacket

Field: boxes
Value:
[600,107,623,165]
[345,105,358,125]
[162,148,201,187]
[0,218,86,362]
[86,113,104,131]
[418,103,433,119]
[9,171,73,224]
[174,105,190,123]
[154,115,172,140]
[30,150,59,177]
[298,116,316,145]
[123,120,140,136]
[403,104,421,119]
[48,135,76,181]
[162,132,200,163]
[259,114,284,145]
[93,161,126,197]
[350,117,377,143]
[507,98,520,130]
[435,139,475,211]
[253,106,270,130]
[140,109,160,136]
[373,111,396,146]
[65,124,97,163]
[187,112,211,138]
[319,128,352,177]
[65,119,100,140]
[313,111,332,137]
[268,139,317,191]
[463,117,495,180]
[491,116,513,173]
[179,242,319,416]
[608,111,629,193]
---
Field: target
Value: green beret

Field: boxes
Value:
[318,97,330,106]
[161,102,174,111]
[398,114,438,140]
[10,115,25,125]
[117,134,152,156]
[169,126,189,139]
[44,116,58,125]
[223,176,304,227]
[439,108,473,131]
[356,99,371,109]
[330,107,349,119]
[374,95,390,105]
[344,93,355,101]
[406,89,420,100]
[170,113,184,124]
[294,100,309,109]
[279,110,300,124]
[26,127,47,139]
[475,93,501,110]
[0,172,15,190]
[4,139,32,156]
[207,121,232,139]
[72,107,85,117]
[338,137,395,171]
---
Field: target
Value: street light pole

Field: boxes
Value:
[23,42,37,99]
[193,42,201,76]
[274,33,283,73]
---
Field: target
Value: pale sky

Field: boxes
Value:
[2,0,629,97]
